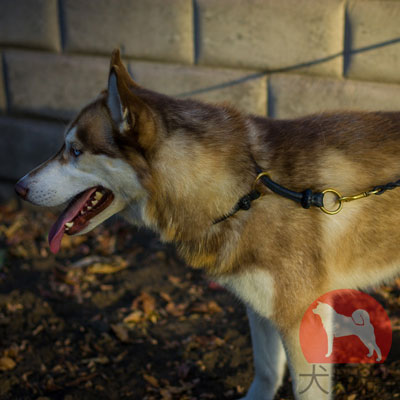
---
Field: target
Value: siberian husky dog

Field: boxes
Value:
[15,50,400,400]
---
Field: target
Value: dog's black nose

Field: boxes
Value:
[14,180,29,200]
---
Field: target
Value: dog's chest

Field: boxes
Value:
[215,268,275,318]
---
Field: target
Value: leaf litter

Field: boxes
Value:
[0,199,399,399]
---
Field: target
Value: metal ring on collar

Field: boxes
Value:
[252,172,271,194]
[320,188,343,215]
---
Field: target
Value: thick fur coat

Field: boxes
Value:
[15,50,400,400]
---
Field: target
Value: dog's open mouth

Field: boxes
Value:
[48,186,114,254]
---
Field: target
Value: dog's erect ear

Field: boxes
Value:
[109,49,140,90]
[106,51,156,150]
[106,50,145,132]
[106,65,149,130]
[107,69,125,128]
[110,48,122,69]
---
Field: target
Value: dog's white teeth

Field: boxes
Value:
[94,191,103,201]
[65,222,74,228]
[80,210,84,215]
[91,200,98,206]
[87,206,92,210]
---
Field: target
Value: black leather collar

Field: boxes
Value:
[213,165,324,224]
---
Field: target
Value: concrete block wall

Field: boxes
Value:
[1,0,400,200]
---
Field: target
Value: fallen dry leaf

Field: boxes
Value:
[190,303,208,313]
[143,373,159,387]
[6,303,23,312]
[69,255,104,269]
[131,292,155,314]
[0,356,16,371]
[3,344,19,358]
[191,301,223,314]
[207,300,223,314]
[160,388,173,400]
[113,350,128,363]
[236,385,245,394]
[4,218,24,239]
[168,275,181,286]
[32,324,44,336]
[123,311,143,324]
[165,302,187,317]
[61,234,87,249]
[111,324,130,343]
[87,259,128,274]
[65,373,98,387]
[160,292,172,302]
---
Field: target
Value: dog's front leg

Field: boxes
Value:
[241,307,286,400]
[283,325,333,400]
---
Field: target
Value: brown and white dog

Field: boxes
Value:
[15,50,400,399]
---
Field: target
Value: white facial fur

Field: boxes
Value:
[18,127,147,234]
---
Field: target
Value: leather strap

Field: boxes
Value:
[255,166,324,209]
[213,165,324,224]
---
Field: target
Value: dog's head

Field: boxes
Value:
[15,50,159,254]
[15,49,253,258]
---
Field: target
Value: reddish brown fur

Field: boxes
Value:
[57,53,400,331]
[83,52,400,335]
[20,49,400,398]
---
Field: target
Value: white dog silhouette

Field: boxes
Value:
[312,301,382,361]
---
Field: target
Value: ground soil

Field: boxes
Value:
[0,199,399,400]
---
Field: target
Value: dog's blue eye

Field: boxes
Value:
[71,147,82,157]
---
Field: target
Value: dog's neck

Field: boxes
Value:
[139,99,261,273]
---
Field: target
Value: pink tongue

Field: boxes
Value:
[48,188,97,254]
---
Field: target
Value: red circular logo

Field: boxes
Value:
[299,289,392,363]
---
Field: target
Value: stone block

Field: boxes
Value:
[0,117,64,181]
[269,74,400,119]
[129,61,267,115]
[346,0,400,84]
[0,182,16,204]
[197,0,344,77]
[5,51,109,120]
[62,0,194,64]
[0,0,61,51]
[0,54,6,112]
